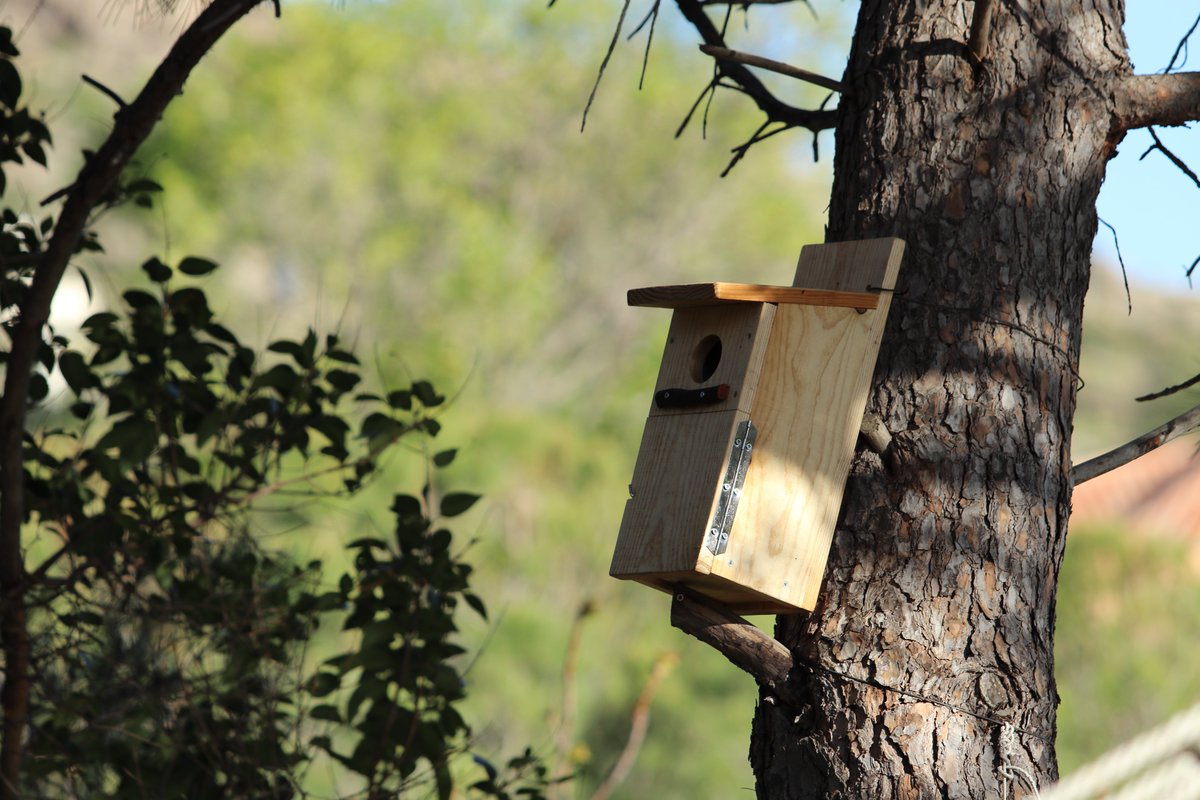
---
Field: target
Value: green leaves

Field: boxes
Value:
[440,492,480,518]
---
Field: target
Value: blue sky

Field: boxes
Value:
[1092,7,1200,291]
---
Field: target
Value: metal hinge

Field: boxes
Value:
[704,418,756,555]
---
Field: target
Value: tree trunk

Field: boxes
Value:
[750,1,1128,796]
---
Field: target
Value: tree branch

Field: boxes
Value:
[0,2,269,794]
[1136,370,1200,403]
[1139,127,1200,190]
[967,0,997,66]
[1071,402,1200,485]
[673,0,837,133]
[669,589,805,709]
[1112,72,1200,131]
[699,44,848,95]
[588,651,677,800]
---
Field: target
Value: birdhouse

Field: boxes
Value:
[610,238,905,614]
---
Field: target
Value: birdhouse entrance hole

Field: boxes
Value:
[690,335,722,382]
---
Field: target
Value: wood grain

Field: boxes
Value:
[709,237,905,610]
[648,303,775,418]
[628,282,880,310]
[611,410,748,577]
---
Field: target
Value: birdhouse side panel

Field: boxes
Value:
[611,409,750,578]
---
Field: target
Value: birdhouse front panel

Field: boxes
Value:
[611,238,905,615]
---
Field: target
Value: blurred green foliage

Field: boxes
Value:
[9,0,1200,795]
[1055,524,1200,773]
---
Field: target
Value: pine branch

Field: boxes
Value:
[669,588,805,709]
[699,44,848,94]
[1112,72,1200,131]
[1072,402,1200,485]
[673,0,837,133]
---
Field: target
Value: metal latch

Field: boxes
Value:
[704,418,756,555]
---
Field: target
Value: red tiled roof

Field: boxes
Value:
[1071,439,1200,538]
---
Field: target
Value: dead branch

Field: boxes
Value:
[967,0,997,66]
[1140,127,1200,190]
[669,588,805,709]
[588,651,678,800]
[1164,12,1200,73]
[0,2,270,794]
[859,411,892,456]
[673,0,837,134]
[1072,402,1200,485]
[549,600,594,800]
[699,44,848,95]
[1136,370,1200,403]
[1112,72,1200,131]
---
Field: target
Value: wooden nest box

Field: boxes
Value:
[610,238,905,614]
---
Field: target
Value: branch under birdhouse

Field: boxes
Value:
[670,589,805,709]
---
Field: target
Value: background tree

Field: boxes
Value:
[0,5,555,797]
[583,1,1200,796]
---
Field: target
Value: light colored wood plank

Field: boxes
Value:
[793,237,905,292]
[611,410,748,578]
[628,282,880,310]
[708,238,904,610]
[649,303,775,418]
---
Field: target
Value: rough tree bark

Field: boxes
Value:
[732,1,1190,797]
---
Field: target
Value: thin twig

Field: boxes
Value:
[80,74,128,109]
[588,651,678,800]
[1072,401,1200,484]
[1097,218,1132,315]
[581,0,632,132]
[1136,370,1200,403]
[1164,12,1200,73]
[1140,127,1200,190]
[699,44,849,95]
[549,600,594,800]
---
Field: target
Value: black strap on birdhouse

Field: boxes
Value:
[654,384,730,409]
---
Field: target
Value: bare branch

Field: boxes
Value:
[669,588,806,709]
[1072,402,1200,485]
[0,2,271,792]
[581,0,632,132]
[699,44,848,95]
[1164,13,1200,73]
[80,74,128,109]
[673,0,837,133]
[548,600,594,800]
[698,0,802,5]
[1136,370,1200,403]
[1097,218,1131,315]
[588,651,678,800]
[1112,72,1200,131]
[967,0,997,66]
[1139,127,1200,190]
